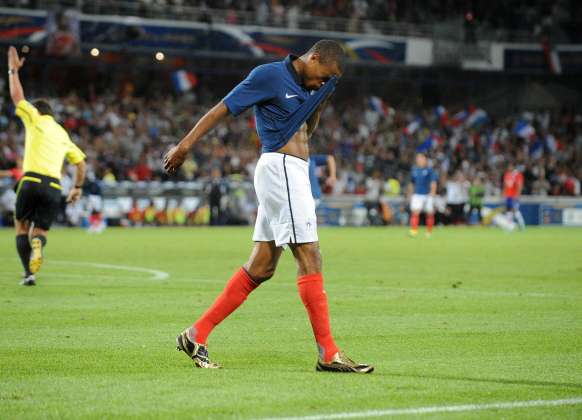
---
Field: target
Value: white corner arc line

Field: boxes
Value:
[264,397,582,420]
[48,260,170,280]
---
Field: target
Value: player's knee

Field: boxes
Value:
[244,263,276,283]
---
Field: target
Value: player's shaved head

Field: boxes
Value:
[307,40,346,73]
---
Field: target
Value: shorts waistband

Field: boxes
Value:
[23,172,60,183]
[22,172,61,189]
[261,152,308,165]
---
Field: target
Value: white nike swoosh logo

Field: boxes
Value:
[285,93,298,99]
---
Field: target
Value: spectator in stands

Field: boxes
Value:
[446,171,469,224]
[468,174,485,224]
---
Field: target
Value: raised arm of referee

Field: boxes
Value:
[8,46,87,286]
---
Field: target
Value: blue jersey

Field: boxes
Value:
[308,154,328,199]
[223,55,336,153]
[411,166,438,195]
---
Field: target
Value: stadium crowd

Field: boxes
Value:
[1,89,580,205]
[8,0,581,42]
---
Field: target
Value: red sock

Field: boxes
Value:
[190,268,258,344]
[297,273,339,363]
[426,214,434,233]
[411,213,419,230]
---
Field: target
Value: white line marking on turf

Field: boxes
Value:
[48,260,170,280]
[264,397,582,420]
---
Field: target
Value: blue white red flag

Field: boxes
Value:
[515,120,536,140]
[451,110,468,127]
[541,37,562,75]
[404,118,421,135]
[545,134,558,153]
[435,105,448,125]
[368,96,390,117]
[465,108,487,128]
[171,70,198,92]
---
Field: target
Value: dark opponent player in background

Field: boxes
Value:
[164,40,373,373]
[7,46,86,286]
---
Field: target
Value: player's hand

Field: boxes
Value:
[8,46,25,70]
[67,187,82,204]
[163,144,187,174]
[325,176,337,188]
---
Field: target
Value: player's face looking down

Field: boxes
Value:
[303,53,342,90]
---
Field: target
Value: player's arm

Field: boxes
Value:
[407,181,414,200]
[163,102,229,174]
[7,46,26,105]
[324,155,337,188]
[67,160,86,203]
[430,180,437,196]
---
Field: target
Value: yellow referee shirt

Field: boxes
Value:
[16,100,86,180]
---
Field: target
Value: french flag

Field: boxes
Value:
[465,108,487,128]
[368,96,390,117]
[171,70,198,93]
[541,36,562,75]
[435,105,448,126]
[545,134,558,153]
[416,133,441,152]
[404,117,421,135]
[515,120,536,140]
[450,110,468,127]
[529,137,543,159]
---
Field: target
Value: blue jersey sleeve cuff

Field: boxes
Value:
[223,97,240,117]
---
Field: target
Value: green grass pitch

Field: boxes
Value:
[1,226,581,419]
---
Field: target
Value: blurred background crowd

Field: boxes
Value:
[6,0,581,43]
[1,87,580,214]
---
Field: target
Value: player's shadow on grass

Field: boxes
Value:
[389,372,582,390]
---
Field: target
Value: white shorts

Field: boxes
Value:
[410,194,434,214]
[253,153,318,247]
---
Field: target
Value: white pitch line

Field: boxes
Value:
[264,397,582,420]
[48,260,170,280]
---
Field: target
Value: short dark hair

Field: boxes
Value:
[308,40,346,72]
[31,99,53,117]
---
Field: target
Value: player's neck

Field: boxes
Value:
[293,56,307,83]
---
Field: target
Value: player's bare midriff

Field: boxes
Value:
[276,122,309,161]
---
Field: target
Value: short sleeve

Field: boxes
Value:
[65,137,86,164]
[15,100,40,126]
[223,65,274,117]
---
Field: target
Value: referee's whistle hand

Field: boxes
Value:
[163,145,186,174]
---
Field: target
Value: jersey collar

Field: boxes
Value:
[284,55,303,87]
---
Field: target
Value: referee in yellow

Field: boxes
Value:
[8,46,87,286]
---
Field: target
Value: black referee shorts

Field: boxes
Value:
[15,172,62,230]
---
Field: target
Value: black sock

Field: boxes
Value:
[32,235,47,248]
[16,234,32,276]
